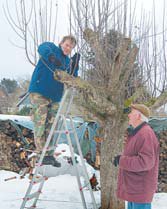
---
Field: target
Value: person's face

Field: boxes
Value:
[128,108,141,127]
[60,39,75,55]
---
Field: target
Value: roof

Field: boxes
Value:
[0,114,33,130]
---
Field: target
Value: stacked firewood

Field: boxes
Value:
[0,133,16,171]
[0,120,35,175]
[158,130,167,192]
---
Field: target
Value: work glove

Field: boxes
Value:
[70,53,81,75]
[48,55,62,67]
[113,155,121,167]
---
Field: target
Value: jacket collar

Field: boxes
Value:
[58,45,66,57]
[127,122,147,136]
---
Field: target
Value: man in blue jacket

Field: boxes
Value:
[29,35,80,167]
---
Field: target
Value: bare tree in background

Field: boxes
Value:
[3,0,59,66]
[4,0,167,209]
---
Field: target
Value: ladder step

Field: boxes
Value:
[32,176,48,184]
[54,130,74,134]
[45,146,56,152]
[24,191,41,201]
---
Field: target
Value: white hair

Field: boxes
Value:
[134,109,149,122]
[136,110,149,123]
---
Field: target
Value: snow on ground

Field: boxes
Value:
[0,170,101,209]
[152,193,167,209]
[0,143,101,209]
[0,170,167,209]
[36,144,96,178]
[0,144,166,209]
[0,114,31,121]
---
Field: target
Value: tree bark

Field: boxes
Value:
[100,117,126,209]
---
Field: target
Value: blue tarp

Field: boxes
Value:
[148,117,167,133]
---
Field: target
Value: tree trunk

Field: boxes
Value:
[100,117,125,209]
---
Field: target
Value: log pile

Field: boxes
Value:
[0,133,16,171]
[0,120,35,175]
[158,130,167,192]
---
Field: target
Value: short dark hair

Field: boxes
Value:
[60,35,77,47]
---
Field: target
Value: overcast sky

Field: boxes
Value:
[0,0,164,80]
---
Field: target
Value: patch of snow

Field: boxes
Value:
[36,144,96,178]
[0,169,101,209]
[0,169,167,209]
[0,114,31,121]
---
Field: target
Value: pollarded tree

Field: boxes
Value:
[4,0,167,209]
[69,1,167,209]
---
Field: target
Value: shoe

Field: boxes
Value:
[42,156,61,167]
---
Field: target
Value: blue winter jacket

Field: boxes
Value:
[29,42,79,102]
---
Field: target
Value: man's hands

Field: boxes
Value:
[49,53,80,75]
[113,155,121,167]
[70,53,80,75]
[71,53,80,65]
[54,70,73,83]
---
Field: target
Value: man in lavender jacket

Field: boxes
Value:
[114,104,159,209]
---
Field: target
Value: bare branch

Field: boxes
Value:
[151,91,167,110]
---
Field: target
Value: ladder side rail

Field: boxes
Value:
[64,87,75,117]
[61,115,87,209]
[51,116,65,148]
[20,194,27,209]
[49,116,64,151]
[20,89,70,209]
[20,174,47,209]
[36,88,70,168]
[20,175,42,209]
[50,88,74,148]
[31,179,46,208]
[69,116,98,209]
[20,115,63,209]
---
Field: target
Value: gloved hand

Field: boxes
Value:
[71,52,81,63]
[70,53,81,75]
[113,155,121,167]
[48,55,62,67]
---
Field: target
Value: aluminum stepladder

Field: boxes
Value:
[20,87,98,209]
